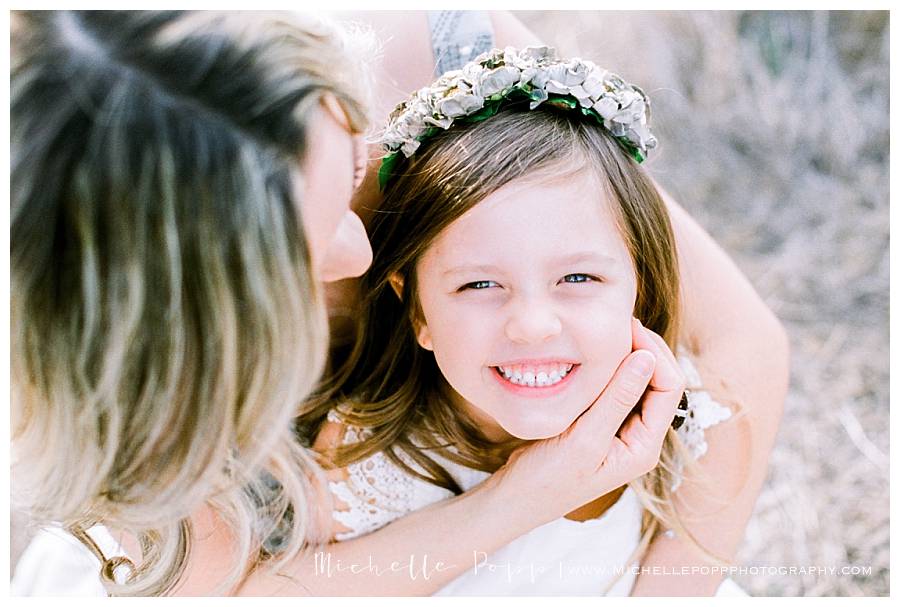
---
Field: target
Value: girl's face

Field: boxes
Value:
[413,171,638,441]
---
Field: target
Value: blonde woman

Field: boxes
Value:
[10,11,787,597]
[11,10,374,595]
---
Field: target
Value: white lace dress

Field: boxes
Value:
[326,354,747,596]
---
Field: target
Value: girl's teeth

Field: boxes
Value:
[496,364,575,387]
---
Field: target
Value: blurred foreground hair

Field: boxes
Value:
[11,10,371,595]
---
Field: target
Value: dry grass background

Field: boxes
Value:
[516,10,889,597]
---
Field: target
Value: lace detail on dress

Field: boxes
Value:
[326,410,452,541]
[671,351,734,490]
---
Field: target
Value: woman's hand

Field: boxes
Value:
[490,318,686,521]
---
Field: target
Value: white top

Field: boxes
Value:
[11,524,124,596]
[327,353,742,596]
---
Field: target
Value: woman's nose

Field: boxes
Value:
[319,210,373,282]
[504,296,563,344]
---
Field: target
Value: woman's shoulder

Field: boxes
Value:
[312,407,454,542]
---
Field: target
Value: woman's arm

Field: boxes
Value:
[172,359,670,595]
[628,187,790,596]
[180,473,538,596]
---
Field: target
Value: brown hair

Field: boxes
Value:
[11,10,372,595]
[304,105,735,586]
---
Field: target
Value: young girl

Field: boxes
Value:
[306,46,749,596]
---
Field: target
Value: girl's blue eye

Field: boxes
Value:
[562,273,596,284]
[460,280,498,291]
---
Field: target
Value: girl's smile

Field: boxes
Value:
[490,362,581,397]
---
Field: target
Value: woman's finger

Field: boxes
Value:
[631,318,682,393]
[640,324,683,387]
[629,319,686,437]
[638,381,684,441]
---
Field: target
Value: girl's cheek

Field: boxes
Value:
[579,311,633,362]
[461,309,501,338]
[432,305,497,343]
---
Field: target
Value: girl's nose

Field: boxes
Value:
[319,210,373,282]
[504,297,563,344]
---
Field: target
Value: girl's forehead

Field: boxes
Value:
[425,172,631,267]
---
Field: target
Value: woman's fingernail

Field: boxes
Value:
[631,351,655,376]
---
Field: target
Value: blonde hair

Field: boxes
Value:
[306,107,743,589]
[11,10,372,595]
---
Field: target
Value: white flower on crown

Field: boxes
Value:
[380,46,657,161]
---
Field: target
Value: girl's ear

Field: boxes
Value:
[389,272,433,350]
[388,272,404,300]
[415,322,433,351]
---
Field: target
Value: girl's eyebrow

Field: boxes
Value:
[443,263,503,277]
[554,251,620,266]
[442,252,619,277]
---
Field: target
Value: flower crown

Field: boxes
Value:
[378,45,657,189]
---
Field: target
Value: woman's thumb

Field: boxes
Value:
[572,350,656,441]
